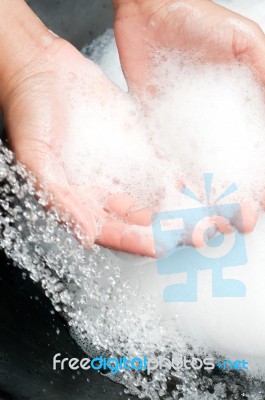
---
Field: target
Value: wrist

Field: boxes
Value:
[0,0,61,108]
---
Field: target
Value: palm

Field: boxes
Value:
[4,39,154,256]
[114,0,264,234]
[114,0,265,89]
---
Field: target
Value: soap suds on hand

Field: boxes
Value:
[74,28,265,377]
[67,44,265,216]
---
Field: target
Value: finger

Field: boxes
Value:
[243,25,265,87]
[126,207,154,226]
[97,219,155,257]
[104,193,135,215]
[231,201,259,234]
[104,193,154,226]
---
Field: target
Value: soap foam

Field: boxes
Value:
[78,42,265,215]
[0,1,265,399]
[61,82,160,207]
[143,51,265,210]
[80,28,265,379]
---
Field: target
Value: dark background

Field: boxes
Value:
[26,0,114,49]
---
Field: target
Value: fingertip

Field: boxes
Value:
[98,220,155,257]
[104,193,154,226]
[232,201,259,234]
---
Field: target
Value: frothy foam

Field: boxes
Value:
[79,45,265,212]
[77,27,265,379]
[0,1,265,399]
[144,52,265,207]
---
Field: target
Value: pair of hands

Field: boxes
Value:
[3,0,265,256]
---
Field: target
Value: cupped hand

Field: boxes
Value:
[113,0,265,87]
[113,0,265,235]
[1,37,154,256]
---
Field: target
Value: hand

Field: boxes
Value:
[2,37,155,256]
[113,0,264,233]
[113,0,265,88]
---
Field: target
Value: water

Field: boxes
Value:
[82,16,265,372]
[1,0,265,399]
[1,121,265,399]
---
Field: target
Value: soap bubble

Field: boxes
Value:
[1,0,265,397]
